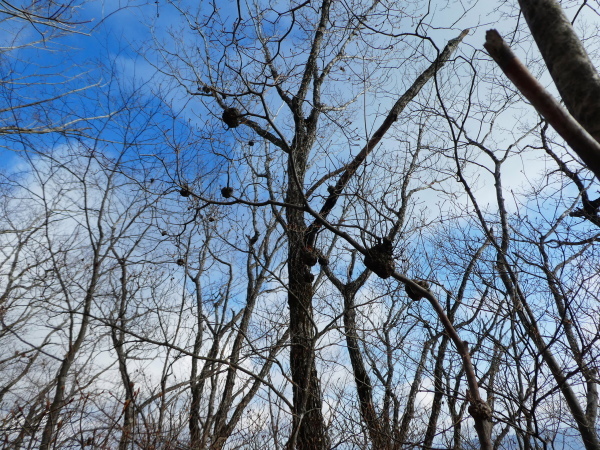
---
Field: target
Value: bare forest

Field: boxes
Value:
[1,0,600,448]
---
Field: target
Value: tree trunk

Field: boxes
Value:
[339,273,390,449]
[285,121,330,448]
[424,335,449,448]
[286,227,330,449]
[518,0,600,143]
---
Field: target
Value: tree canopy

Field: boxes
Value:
[1,0,600,449]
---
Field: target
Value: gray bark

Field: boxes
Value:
[518,0,600,143]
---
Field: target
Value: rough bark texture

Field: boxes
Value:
[518,0,600,143]
[287,225,330,449]
[286,129,329,450]
[283,0,333,445]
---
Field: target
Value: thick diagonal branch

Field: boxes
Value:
[305,29,468,247]
[517,0,600,143]
[484,29,600,181]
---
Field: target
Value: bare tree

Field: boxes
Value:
[2,0,600,448]
[147,0,502,447]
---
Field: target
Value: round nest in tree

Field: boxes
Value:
[222,107,241,128]
[180,188,191,197]
[363,238,395,279]
[405,279,430,301]
[221,186,234,198]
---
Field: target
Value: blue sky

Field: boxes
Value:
[0,1,151,169]
[2,3,600,448]
[1,0,597,207]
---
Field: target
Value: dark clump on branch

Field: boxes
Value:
[222,107,241,128]
[248,232,259,245]
[569,196,600,219]
[364,238,395,279]
[221,186,234,198]
[303,269,315,283]
[300,246,318,267]
[176,258,185,266]
[405,279,430,301]
[180,188,191,197]
[202,86,211,93]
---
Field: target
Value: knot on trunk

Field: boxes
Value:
[405,279,430,301]
[300,246,318,267]
[303,268,315,283]
[222,107,241,128]
[468,398,492,421]
[364,238,394,279]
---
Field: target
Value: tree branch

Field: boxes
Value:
[484,29,600,181]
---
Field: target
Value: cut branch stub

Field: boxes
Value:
[405,279,430,301]
[363,238,395,279]
[222,107,241,128]
[484,29,600,181]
